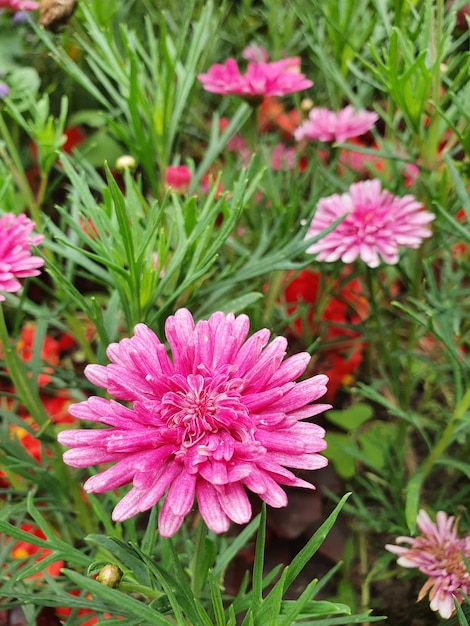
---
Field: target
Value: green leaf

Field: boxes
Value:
[85,535,151,587]
[251,504,267,610]
[212,513,260,578]
[357,422,396,471]
[405,470,424,533]
[208,574,226,626]
[445,154,470,220]
[283,493,350,592]
[436,458,470,480]
[280,598,350,621]
[324,432,357,479]
[325,404,374,431]
[63,569,174,625]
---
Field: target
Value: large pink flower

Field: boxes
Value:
[386,510,470,619]
[58,309,330,537]
[305,179,435,268]
[197,58,313,104]
[294,105,378,143]
[0,213,44,301]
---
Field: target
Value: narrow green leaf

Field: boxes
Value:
[208,574,226,626]
[251,504,266,609]
[63,569,174,625]
[283,493,350,593]
[405,470,424,532]
[213,513,260,578]
[86,535,151,587]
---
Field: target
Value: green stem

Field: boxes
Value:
[190,516,209,598]
[358,530,370,626]
[399,249,425,409]
[245,104,261,152]
[421,0,444,170]
[63,310,96,364]
[364,267,388,381]
[118,581,165,600]
[34,171,50,214]
[262,269,285,326]
[0,113,38,224]
[0,304,50,428]
[420,386,470,481]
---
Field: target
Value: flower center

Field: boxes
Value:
[422,539,470,586]
[340,202,389,247]
[160,372,253,450]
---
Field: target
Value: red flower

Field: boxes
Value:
[201,173,225,199]
[282,269,368,399]
[61,126,86,154]
[8,523,64,580]
[14,323,59,386]
[259,97,300,138]
[55,590,99,625]
[30,125,86,162]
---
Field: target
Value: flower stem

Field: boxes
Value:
[190,515,209,598]
[0,304,50,428]
[364,267,388,382]
[245,104,261,152]
[359,530,370,626]
[421,0,444,171]
[262,269,284,326]
[0,113,38,225]
[420,386,470,481]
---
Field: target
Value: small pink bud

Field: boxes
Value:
[242,44,269,63]
[165,165,192,194]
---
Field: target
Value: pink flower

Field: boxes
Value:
[242,44,269,63]
[198,58,313,104]
[294,105,378,143]
[58,309,330,537]
[165,165,192,194]
[0,0,38,9]
[305,179,435,268]
[386,510,470,619]
[0,213,44,301]
[270,143,298,171]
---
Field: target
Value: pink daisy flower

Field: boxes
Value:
[386,510,470,619]
[0,213,44,301]
[294,105,378,143]
[58,309,330,537]
[305,179,435,268]
[197,58,313,105]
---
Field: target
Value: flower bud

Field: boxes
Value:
[0,82,10,99]
[96,563,123,588]
[115,154,137,171]
[165,165,192,194]
[300,98,313,113]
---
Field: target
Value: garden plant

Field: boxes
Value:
[0,0,469,624]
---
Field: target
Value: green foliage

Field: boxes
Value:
[32,1,223,196]
[0,494,383,624]
[0,0,469,623]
